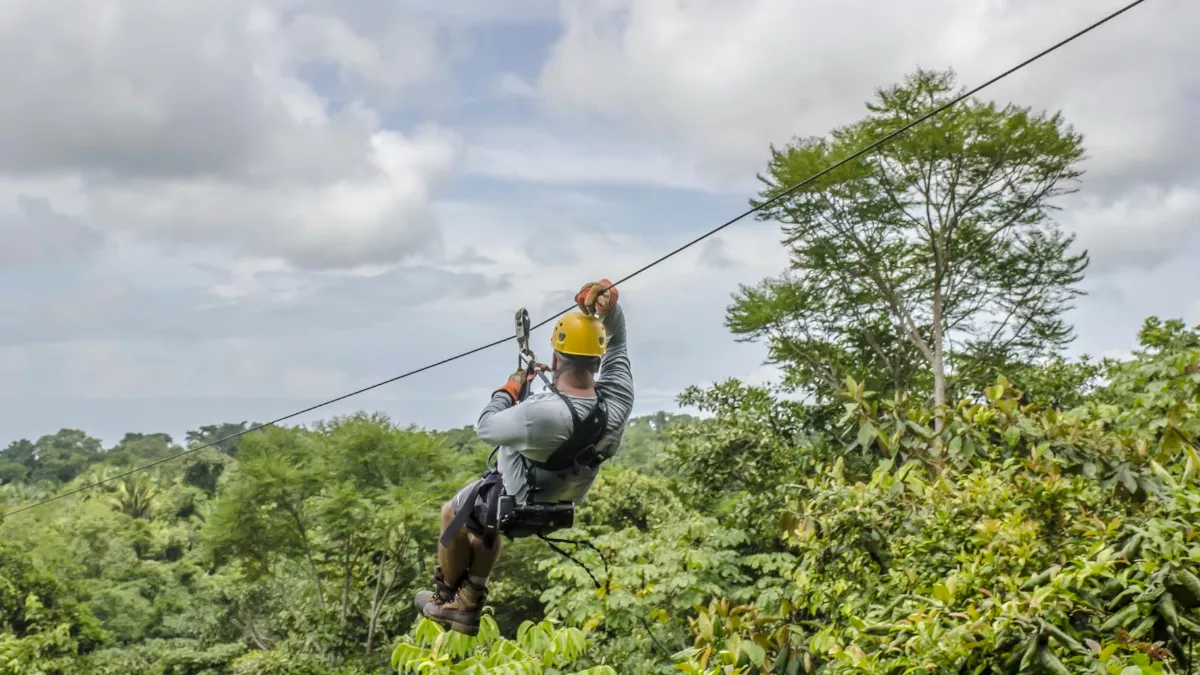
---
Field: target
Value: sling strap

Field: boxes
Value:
[439,470,502,549]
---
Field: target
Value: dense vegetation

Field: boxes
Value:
[4,68,1200,674]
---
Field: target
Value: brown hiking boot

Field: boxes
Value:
[413,566,459,613]
[422,578,488,635]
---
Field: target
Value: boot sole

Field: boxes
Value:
[421,607,481,636]
[445,619,480,636]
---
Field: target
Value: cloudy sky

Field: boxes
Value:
[0,0,1197,447]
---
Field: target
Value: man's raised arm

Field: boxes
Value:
[596,298,634,426]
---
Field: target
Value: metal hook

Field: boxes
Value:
[514,307,536,368]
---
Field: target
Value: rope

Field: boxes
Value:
[0,0,1149,521]
[537,533,611,594]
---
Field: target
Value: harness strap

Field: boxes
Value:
[439,470,502,549]
[480,474,503,549]
[536,368,611,468]
[530,393,609,474]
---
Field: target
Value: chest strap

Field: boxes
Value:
[527,388,610,475]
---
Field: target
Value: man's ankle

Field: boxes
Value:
[467,574,489,589]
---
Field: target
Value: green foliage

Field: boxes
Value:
[666,320,1200,674]
[106,433,180,468]
[0,461,27,485]
[187,422,256,457]
[0,540,104,674]
[1,242,1198,675]
[0,411,537,673]
[671,380,840,541]
[391,616,614,675]
[3,323,1200,675]
[610,413,697,475]
[539,517,792,675]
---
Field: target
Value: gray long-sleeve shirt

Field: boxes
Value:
[475,304,634,505]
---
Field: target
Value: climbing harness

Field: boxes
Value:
[438,307,612,589]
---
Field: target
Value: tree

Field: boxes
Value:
[0,541,105,672]
[0,461,27,485]
[29,429,104,483]
[0,439,36,470]
[105,432,178,467]
[187,422,255,457]
[111,473,159,520]
[728,68,1089,429]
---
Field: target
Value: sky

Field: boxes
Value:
[0,0,1198,447]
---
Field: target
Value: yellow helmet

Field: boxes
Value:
[550,311,607,357]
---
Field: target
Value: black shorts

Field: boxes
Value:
[450,476,498,538]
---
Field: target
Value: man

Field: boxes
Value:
[414,279,634,635]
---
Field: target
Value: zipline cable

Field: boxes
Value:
[0,0,1150,521]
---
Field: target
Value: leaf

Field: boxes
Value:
[741,642,766,667]
[948,435,963,456]
[904,420,931,439]
[1003,426,1022,448]
[697,612,714,643]
[1118,468,1138,495]
[1149,459,1175,486]
[856,422,876,450]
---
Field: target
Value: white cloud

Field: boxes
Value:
[399,0,558,24]
[538,0,940,173]
[536,0,1200,272]
[0,0,462,270]
[1062,182,1200,274]
[492,72,539,99]
[538,0,1198,177]
[89,124,461,269]
[463,126,749,192]
[0,197,105,265]
[282,11,443,96]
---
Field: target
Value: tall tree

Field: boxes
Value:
[186,422,254,457]
[30,429,104,483]
[728,68,1089,427]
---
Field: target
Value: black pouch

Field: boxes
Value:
[496,495,574,539]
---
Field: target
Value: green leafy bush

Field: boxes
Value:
[391,617,616,675]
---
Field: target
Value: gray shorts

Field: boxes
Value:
[450,476,498,538]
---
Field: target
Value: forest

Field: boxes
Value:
[3,69,1200,675]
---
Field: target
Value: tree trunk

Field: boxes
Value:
[235,614,273,651]
[284,502,326,610]
[365,546,389,654]
[340,542,353,628]
[931,282,947,435]
[303,545,327,610]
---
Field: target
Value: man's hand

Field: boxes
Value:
[575,279,618,316]
[497,363,549,402]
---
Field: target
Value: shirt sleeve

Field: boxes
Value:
[476,392,530,448]
[596,303,634,425]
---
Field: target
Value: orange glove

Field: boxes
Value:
[497,364,548,402]
[575,279,618,316]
